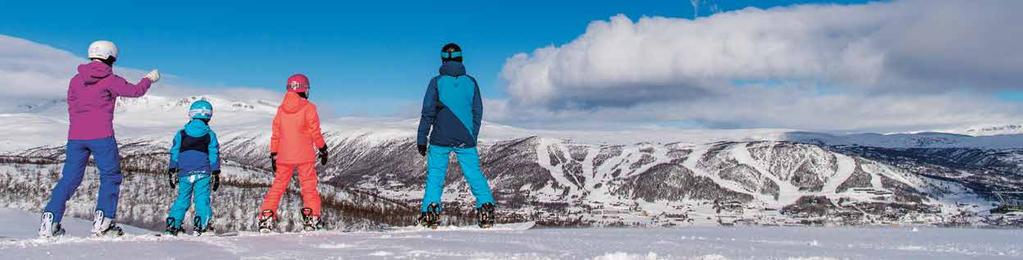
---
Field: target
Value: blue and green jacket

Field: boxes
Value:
[168,119,220,176]
[417,61,483,148]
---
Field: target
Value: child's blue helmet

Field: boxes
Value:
[188,100,213,120]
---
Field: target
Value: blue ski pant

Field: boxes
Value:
[421,145,494,212]
[167,173,212,228]
[44,137,122,223]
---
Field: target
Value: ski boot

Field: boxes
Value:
[163,217,185,236]
[91,210,124,237]
[38,212,66,238]
[193,216,210,236]
[416,203,441,229]
[257,209,276,233]
[301,208,323,231]
[477,203,496,228]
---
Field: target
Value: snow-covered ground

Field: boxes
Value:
[2,208,1021,259]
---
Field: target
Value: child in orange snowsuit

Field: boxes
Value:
[258,73,329,232]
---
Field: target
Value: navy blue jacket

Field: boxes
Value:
[417,62,483,148]
[168,119,221,176]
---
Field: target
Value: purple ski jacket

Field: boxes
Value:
[66,61,152,140]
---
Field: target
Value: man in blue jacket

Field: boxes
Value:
[416,43,496,228]
[164,100,221,236]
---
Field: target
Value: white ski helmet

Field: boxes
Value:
[87,40,118,60]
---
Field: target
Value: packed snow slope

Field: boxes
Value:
[1,208,1022,260]
[1,95,1022,231]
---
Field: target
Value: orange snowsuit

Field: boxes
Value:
[260,92,327,216]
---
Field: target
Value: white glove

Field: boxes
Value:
[144,69,161,83]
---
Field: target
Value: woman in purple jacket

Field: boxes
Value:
[38,40,160,238]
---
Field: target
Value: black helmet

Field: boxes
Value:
[441,43,462,63]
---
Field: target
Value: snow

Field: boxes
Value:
[2,208,1022,259]
[683,144,764,202]
[5,94,1023,154]
[821,154,855,194]
[731,142,798,206]
[785,131,1023,149]
[0,94,798,154]
[929,124,1023,137]
[1,94,1021,258]
[0,208,149,240]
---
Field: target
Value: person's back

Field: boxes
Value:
[164,100,221,236]
[415,43,496,228]
[67,59,153,140]
[171,119,219,173]
[420,60,482,148]
[273,91,324,164]
[259,74,329,232]
[169,101,220,174]
[41,40,161,238]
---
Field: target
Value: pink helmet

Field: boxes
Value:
[286,74,310,93]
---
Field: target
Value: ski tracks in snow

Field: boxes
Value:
[728,142,800,206]
[681,144,768,202]
[822,153,857,195]
[534,138,580,199]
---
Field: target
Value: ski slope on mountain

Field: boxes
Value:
[1,208,1021,259]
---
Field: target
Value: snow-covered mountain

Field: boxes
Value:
[784,131,1023,149]
[939,124,1023,137]
[1,95,1021,232]
[0,95,279,152]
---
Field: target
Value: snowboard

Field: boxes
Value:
[386,221,536,232]
[152,231,238,237]
[34,232,128,242]
[216,229,330,238]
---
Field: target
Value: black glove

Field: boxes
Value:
[168,168,179,188]
[211,170,221,192]
[318,146,329,166]
[270,153,278,173]
[417,144,428,156]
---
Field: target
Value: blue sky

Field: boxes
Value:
[0,0,873,116]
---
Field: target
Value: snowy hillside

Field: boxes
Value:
[1,94,1022,233]
[785,131,1023,149]
[0,95,278,152]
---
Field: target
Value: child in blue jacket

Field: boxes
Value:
[164,100,221,236]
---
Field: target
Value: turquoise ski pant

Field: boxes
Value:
[167,173,212,228]
[421,145,494,212]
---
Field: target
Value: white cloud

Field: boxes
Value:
[497,0,1023,131]
[0,35,279,110]
[0,35,83,99]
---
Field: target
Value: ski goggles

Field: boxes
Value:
[441,51,462,59]
[188,108,213,119]
[288,81,309,91]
